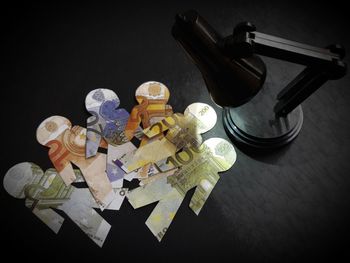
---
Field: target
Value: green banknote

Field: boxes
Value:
[4,162,112,247]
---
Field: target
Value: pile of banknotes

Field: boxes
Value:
[3,81,237,246]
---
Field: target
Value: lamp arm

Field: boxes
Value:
[222,22,347,116]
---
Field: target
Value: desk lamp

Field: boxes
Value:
[172,10,346,149]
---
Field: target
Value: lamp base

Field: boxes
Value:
[222,86,303,150]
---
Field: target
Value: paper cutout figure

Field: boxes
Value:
[126,138,236,241]
[85,88,141,187]
[125,81,173,145]
[123,81,173,178]
[36,116,115,210]
[3,162,113,247]
[115,102,217,175]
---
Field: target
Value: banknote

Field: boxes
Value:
[116,81,174,179]
[115,137,177,173]
[4,162,112,247]
[127,138,236,241]
[106,188,128,210]
[116,103,217,175]
[85,88,142,187]
[60,188,111,247]
[124,81,173,146]
[86,88,117,158]
[134,163,160,180]
[107,142,138,187]
[154,145,206,172]
[2,162,64,233]
[139,168,178,186]
[143,102,217,139]
[36,116,115,210]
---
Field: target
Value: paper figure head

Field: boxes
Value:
[203,138,236,172]
[3,162,43,199]
[184,102,217,134]
[36,116,72,146]
[85,88,120,112]
[135,81,170,104]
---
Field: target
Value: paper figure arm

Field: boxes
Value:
[86,113,104,157]
[124,106,142,140]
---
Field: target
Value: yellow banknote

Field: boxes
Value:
[127,137,236,241]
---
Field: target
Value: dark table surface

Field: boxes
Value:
[2,1,350,262]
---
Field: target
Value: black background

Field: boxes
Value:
[1,1,350,262]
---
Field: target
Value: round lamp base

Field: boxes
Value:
[222,87,303,150]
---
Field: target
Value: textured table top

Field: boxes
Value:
[1,2,349,261]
